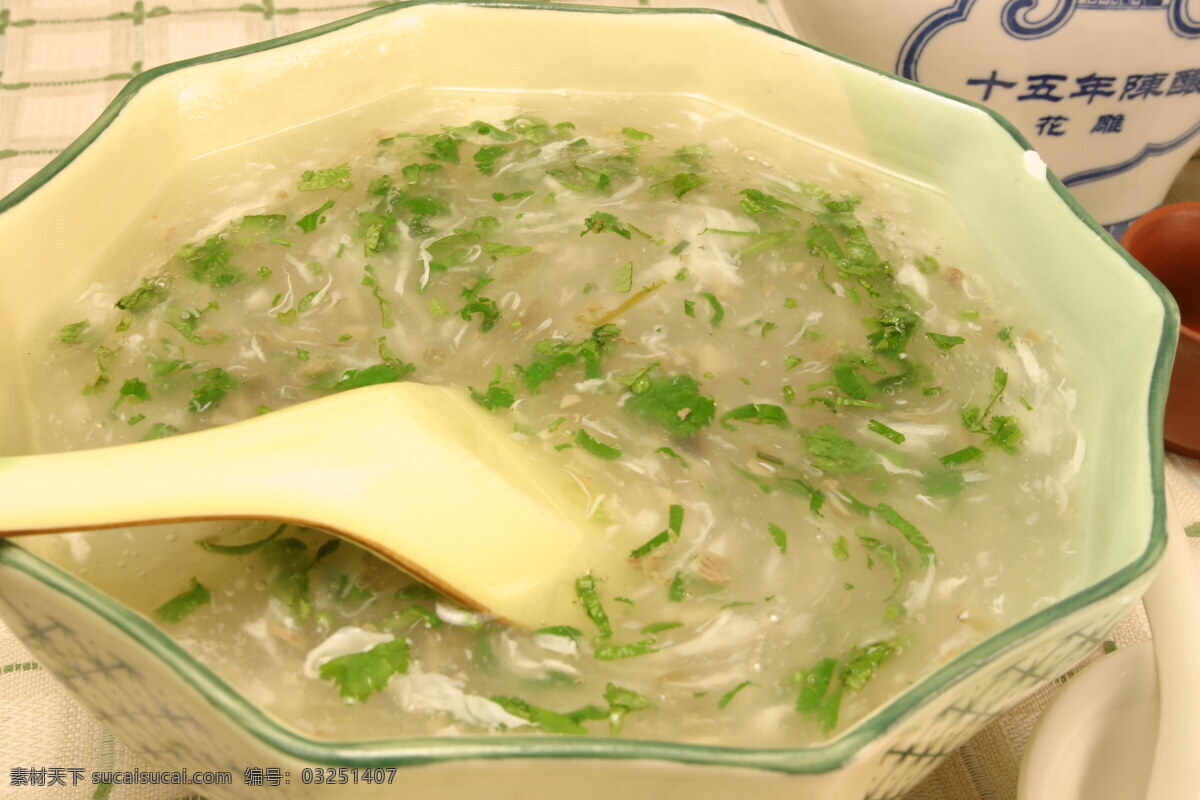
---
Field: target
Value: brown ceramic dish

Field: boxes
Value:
[1122,202,1200,459]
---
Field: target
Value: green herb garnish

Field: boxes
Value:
[319,638,410,703]
[574,429,622,460]
[866,419,905,444]
[625,370,715,438]
[298,164,351,191]
[296,199,335,233]
[153,578,211,623]
[718,681,754,709]
[719,403,789,431]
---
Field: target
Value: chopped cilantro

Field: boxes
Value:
[118,378,150,403]
[604,683,652,734]
[625,370,715,438]
[374,337,412,374]
[298,164,351,191]
[357,209,398,256]
[866,419,905,444]
[668,572,688,602]
[734,464,772,494]
[575,574,612,638]
[153,578,211,623]
[140,423,179,441]
[505,115,575,145]
[831,536,850,561]
[767,469,825,519]
[915,255,940,274]
[940,445,983,466]
[641,621,683,635]
[700,291,725,326]
[857,533,906,597]
[319,638,410,703]
[655,172,706,199]
[56,321,89,343]
[296,199,335,233]
[329,363,413,393]
[188,368,238,413]
[362,264,394,329]
[473,144,508,175]
[481,241,531,259]
[866,303,919,358]
[179,235,240,287]
[795,637,904,733]
[720,403,789,431]
[469,372,516,411]
[581,211,631,239]
[767,523,788,553]
[876,503,936,567]
[841,639,904,691]
[925,332,965,351]
[574,429,622,460]
[795,657,837,715]
[529,632,583,657]
[668,504,684,535]
[985,415,1023,454]
[421,133,460,164]
[490,696,587,735]
[386,605,441,630]
[655,446,688,467]
[168,301,224,345]
[518,325,620,392]
[621,127,654,141]
[718,681,754,709]
[961,368,1022,453]
[921,466,966,497]
[593,639,658,660]
[629,530,671,559]
[297,291,321,313]
[492,190,534,202]
[802,425,875,474]
[614,261,633,293]
[740,188,801,216]
[240,213,286,231]
[458,277,501,332]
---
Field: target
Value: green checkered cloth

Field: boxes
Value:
[0,2,1198,798]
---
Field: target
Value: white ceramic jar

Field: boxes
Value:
[773,0,1200,233]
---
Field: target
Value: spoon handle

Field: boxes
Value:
[1142,488,1200,800]
[0,383,607,628]
[0,401,360,532]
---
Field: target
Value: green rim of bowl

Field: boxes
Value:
[0,0,1177,776]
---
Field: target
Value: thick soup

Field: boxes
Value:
[24,94,1085,746]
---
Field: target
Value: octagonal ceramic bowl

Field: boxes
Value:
[0,3,1178,799]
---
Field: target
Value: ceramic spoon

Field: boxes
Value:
[1018,488,1200,800]
[0,382,617,629]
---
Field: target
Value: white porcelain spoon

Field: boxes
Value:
[0,382,618,629]
[1019,488,1200,800]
